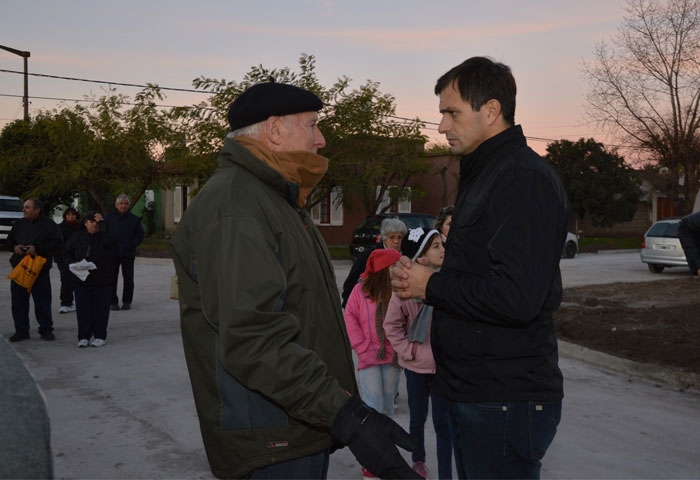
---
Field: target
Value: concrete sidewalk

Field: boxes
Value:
[1,251,700,479]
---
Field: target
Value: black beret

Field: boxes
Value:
[227,82,323,131]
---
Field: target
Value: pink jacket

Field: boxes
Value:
[344,283,396,371]
[384,292,436,374]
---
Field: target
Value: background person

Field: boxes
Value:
[171,81,419,480]
[6,198,64,342]
[385,227,452,480]
[677,210,700,276]
[65,211,116,348]
[342,218,407,307]
[104,194,144,311]
[343,247,403,480]
[392,57,570,479]
[57,207,81,314]
[434,206,453,243]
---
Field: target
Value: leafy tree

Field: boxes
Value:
[546,138,641,228]
[318,80,428,215]
[170,54,429,212]
[583,0,700,215]
[0,86,180,214]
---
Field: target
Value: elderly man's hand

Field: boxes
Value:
[390,255,434,300]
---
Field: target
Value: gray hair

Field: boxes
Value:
[380,218,407,240]
[115,194,130,206]
[227,120,266,140]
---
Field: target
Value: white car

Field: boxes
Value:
[0,196,23,243]
[640,218,688,273]
[563,232,578,259]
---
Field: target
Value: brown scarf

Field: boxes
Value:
[237,136,328,208]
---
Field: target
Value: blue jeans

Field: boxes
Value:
[449,400,561,479]
[10,270,53,335]
[248,449,329,479]
[357,363,401,419]
[405,370,453,479]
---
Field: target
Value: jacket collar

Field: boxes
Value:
[221,136,328,208]
[460,125,526,177]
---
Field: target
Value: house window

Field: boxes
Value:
[173,187,182,223]
[311,188,343,225]
[377,186,411,213]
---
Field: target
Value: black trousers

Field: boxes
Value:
[111,256,135,305]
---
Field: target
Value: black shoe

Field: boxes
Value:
[40,332,56,341]
[111,304,120,311]
[9,333,30,342]
[121,303,131,311]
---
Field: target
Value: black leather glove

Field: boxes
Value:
[330,395,421,479]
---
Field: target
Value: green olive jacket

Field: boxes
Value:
[171,138,358,479]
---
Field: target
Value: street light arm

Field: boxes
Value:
[0,45,30,58]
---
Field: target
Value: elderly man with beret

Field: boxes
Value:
[171,82,419,480]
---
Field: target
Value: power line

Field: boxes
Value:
[0,67,612,147]
[0,68,211,94]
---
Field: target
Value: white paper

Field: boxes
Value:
[69,259,97,281]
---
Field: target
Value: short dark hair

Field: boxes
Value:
[63,207,80,220]
[27,198,43,211]
[435,205,454,234]
[434,56,516,126]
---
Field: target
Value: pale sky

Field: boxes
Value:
[0,0,630,154]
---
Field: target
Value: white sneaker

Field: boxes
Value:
[90,338,106,347]
[77,339,89,348]
[59,305,76,314]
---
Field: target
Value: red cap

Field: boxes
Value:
[360,249,401,279]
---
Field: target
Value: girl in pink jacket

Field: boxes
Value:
[344,248,403,480]
[344,248,402,419]
[385,227,452,479]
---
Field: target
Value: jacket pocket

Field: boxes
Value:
[216,359,288,431]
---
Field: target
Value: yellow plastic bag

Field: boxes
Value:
[7,255,47,292]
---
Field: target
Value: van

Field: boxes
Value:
[0,196,23,243]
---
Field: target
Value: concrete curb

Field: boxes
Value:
[558,339,699,393]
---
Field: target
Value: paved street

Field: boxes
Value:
[1,250,699,479]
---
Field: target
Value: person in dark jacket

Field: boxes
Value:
[392,57,570,479]
[341,217,407,307]
[57,207,81,314]
[6,198,64,342]
[678,211,700,276]
[65,211,116,348]
[171,81,419,480]
[104,194,144,311]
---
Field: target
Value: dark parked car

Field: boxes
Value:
[349,213,437,257]
[640,217,688,273]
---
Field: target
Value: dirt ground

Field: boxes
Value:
[555,277,700,374]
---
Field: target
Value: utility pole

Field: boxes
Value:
[0,44,31,121]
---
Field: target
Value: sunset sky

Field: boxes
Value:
[1,0,630,154]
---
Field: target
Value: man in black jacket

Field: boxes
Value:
[678,211,700,276]
[6,198,64,342]
[104,194,144,311]
[392,57,570,479]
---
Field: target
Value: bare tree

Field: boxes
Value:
[583,0,700,214]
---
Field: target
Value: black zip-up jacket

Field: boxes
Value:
[426,126,569,403]
[65,221,116,287]
[678,211,700,274]
[7,216,63,270]
[104,210,144,257]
